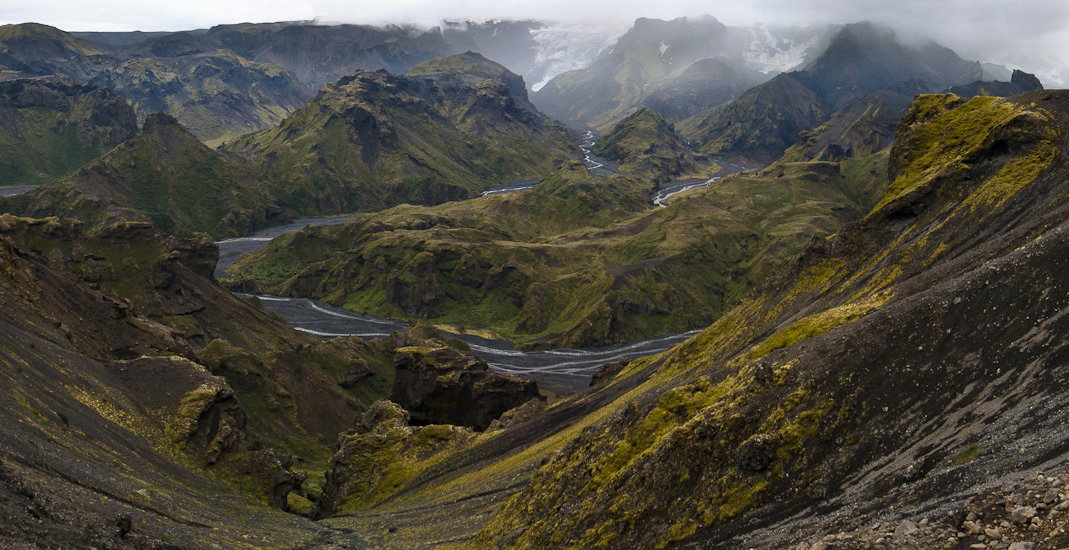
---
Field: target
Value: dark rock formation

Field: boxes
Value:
[389,327,541,430]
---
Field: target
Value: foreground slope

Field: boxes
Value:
[471,91,1069,548]
[306,92,1069,549]
[226,52,577,215]
[0,214,540,547]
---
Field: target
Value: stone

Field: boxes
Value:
[1007,543,1035,550]
[894,520,919,539]
[1011,506,1036,524]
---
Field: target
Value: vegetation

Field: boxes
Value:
[230,152,887,348]
[225,52,577,215]
[593,107,717,180]
[4,113,289,238]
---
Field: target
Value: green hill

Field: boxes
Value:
[0,77,137,186]
[5,113,288,238]
[225,52,577,215]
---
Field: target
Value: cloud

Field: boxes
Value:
[2,0,1067,84]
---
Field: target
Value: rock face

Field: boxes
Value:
[225,52,576,214]
[0,77,137,186]
[949,68,1045,99]
[389,328,541,430]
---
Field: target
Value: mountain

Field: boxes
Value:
[225,52,577,215]
[0,77,137,186]
[949,68,1044,98]
[592,107,714,179]
[172,22,454,93]
[531,16,829,130]
[227,146,885,349]
[279,91,1069,549]
[0,23,309,143]
[4,113,288,238]
[88,50,309,145]
[677,72,827,164]
[679,22,989,164]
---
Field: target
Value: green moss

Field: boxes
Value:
[953,443,984,465]
[872,95,1051,213]
[739,290,892,363]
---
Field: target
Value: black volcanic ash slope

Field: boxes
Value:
[226,52,577,215]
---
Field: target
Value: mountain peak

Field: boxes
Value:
[141,112,182,133]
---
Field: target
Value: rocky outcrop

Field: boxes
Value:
[389,327,541,430]
[316,400,474,517]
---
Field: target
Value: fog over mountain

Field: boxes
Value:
[2,0,1067,85]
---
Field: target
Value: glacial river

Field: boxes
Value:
[217,212,698,393]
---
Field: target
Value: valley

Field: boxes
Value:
[0,10,1067,550]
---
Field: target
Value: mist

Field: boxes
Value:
[2,0,1067,85]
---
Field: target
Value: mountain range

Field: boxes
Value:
[0,12,1066,550]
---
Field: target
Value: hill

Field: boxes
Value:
[225,52,577,215]
[227,149,886,349]
[4,113,288,238]
[0,77,137,187]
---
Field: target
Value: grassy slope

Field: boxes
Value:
[230,151,886,349]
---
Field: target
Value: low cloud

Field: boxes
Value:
[2,0,1067,85]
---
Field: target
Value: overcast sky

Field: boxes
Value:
[2,0,1067,84]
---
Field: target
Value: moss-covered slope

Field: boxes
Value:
[592,107,715,181]
[228,150,886,349]
[4,113,288,238]
[462,92,1069,549]
[0,77,137,186]
[225,52,577,215]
